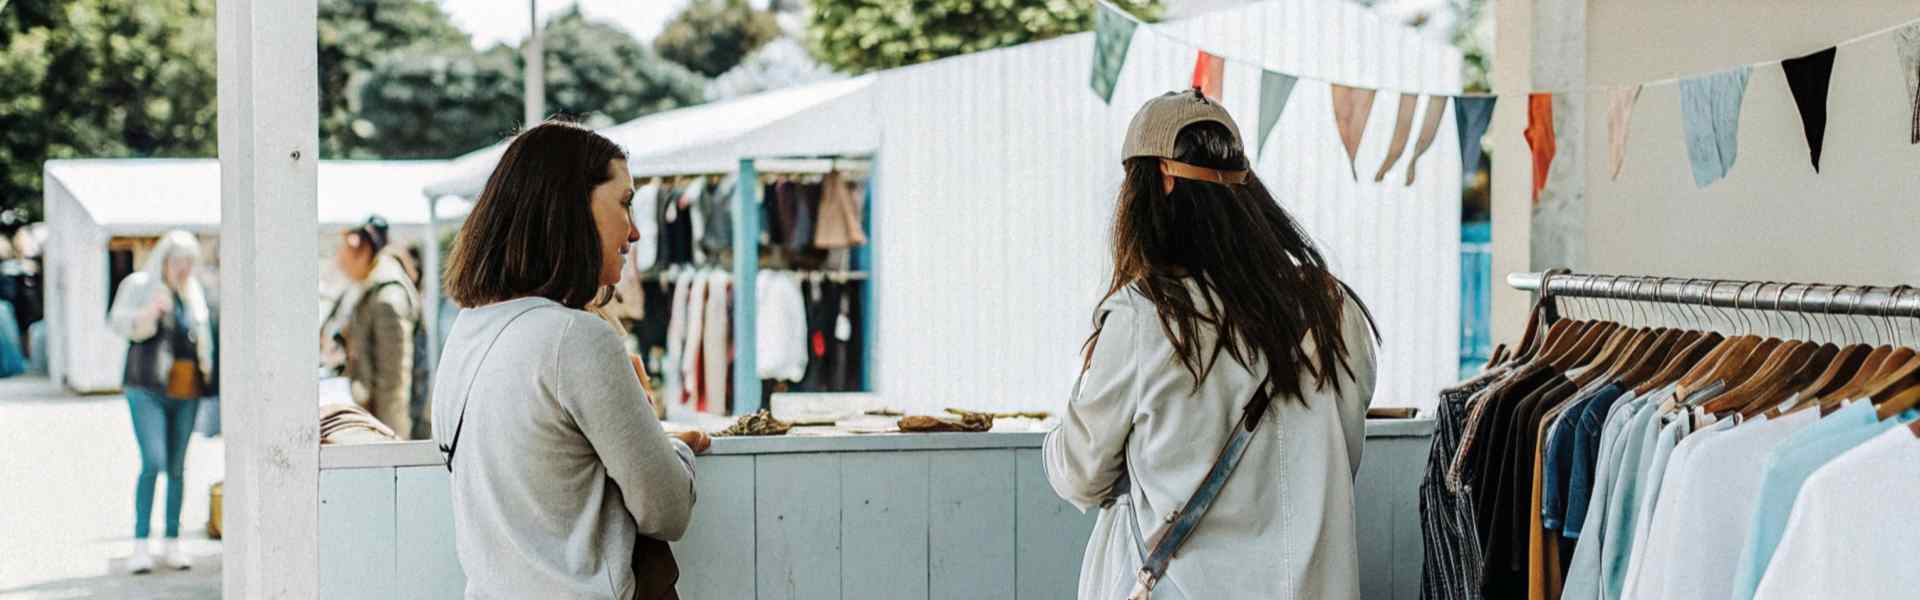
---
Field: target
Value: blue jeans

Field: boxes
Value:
[127,387,200,539]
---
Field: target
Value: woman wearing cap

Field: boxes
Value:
[1044,89,1380,600]
[108,230,215,573]
[336,215,422,438]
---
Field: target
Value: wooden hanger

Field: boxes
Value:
[1707,338,1808,414]
[1869,358,1920,420]
[1735,343,1834,418]
[1621,329,1696,390]
[1555,321,1617,370]
[1633,331,1720,395]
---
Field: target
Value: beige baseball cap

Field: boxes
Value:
[1121,88,1250,185]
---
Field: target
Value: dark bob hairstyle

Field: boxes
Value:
[443,121,626,310]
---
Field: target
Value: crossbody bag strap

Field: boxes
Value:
[1126,386,1276,600]
[439,304,545,473]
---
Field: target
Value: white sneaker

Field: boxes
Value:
[128,540,154,575]
[162,539,192,571]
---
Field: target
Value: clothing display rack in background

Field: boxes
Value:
[625,155,875,418]
[1421,270,1920,600]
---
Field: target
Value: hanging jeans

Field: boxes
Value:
[127,386,200,539]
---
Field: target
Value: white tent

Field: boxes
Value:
[42,158,452,392]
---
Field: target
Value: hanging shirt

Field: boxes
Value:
[1752,426,1920,600]
[1617,409,1721,599]
[679,273,710,408]
[1564,383,1638,537]
[1558,386,1656,600]
[755,271,809,382]
[1632,408,1818,600]
[1731,401,1920,600]
[1544,383,1624,531]
[700,271,731,415]
[1593,391,1670,600]
[631,182,660,271]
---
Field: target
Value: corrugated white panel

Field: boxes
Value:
[871,0,1461,413]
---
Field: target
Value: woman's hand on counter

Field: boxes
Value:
[673,430,711,455]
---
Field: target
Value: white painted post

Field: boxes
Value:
[217,1,321,598]
[423,194,443,362]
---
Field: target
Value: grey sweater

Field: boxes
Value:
[432,297,696,599]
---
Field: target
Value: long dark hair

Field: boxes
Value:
[1086,121,1378,402]
[444,121,625,309]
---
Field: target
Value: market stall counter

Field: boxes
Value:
[314,418,1434,600]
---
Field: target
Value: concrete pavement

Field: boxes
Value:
[0,376,223,599]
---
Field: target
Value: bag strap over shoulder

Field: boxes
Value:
[439,303,545,473]
[1123,386,1276,600]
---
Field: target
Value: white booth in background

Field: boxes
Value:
[40,159,456,393]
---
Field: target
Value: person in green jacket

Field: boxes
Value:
[336,215,421,439]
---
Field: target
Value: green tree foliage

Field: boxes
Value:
[806,0,1161,74]
[654,0,782,78]
[353,8,707,158]
[318,0,473,158]
[0,0,218,224]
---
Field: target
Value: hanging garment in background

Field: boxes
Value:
[684,182,709,264]
[1752,427,1920,600]
[1419,372,1502,600]
[1606,86,1642,180]
[1895,24,1920,144]
[761,180,786,247]
[699,176,736,257]
[630,182,661,270]
[1523,94,1556,203]
[1402,95,1449,186]
[755,271,809,382]
[663,270,694,407]
[655,182,696,267]
[679,272,710,409]
[604,246,649,324]
[785,182,820,252]
[812,172,867,250]
[1375,93,1419,182]
[634,279,674,375]
[701,271,731,415]
[1330,84,1378,181]
[1679,66,1753,188]
[1781,48,1836,171]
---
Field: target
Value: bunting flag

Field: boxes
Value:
[1454,97,1497,180]
[1679,66,1752,188]
[1402,96,1449,186]
[1330,84,1378,180]
[1606,86,1642,180]
[1192,51,1225,101]
[1895,24,1920,144]
[1782,48,1836,171]
[1256,71,1299,158]
[1524,94,1556,203]
[1089,4,1137,104]
[1374,94,1419,182]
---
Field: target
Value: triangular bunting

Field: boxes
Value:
[1330,84,1378,181]
[1402,96,1449,186]
[1606,86,1642,180]
[1256,71,1298,158]
[1454,97,1497,180]
[1894,24,1920,144]
[1782,47,1836,171]
[1524,94,1556,203]
[1192,51,1225,101]
[1089,4,1138,104]
[1373,94,1419,182]
[1679,66,1752,188]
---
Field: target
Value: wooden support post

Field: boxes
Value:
[733,159,762,414]
[217,0,321,597]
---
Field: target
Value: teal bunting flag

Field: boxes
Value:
[1255,71,1299,157]
[1091,5,1138,104]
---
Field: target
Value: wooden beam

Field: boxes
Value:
[217,1,321,597]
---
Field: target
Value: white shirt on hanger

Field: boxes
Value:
[1753,426,1920,600]
[755,271,809,382]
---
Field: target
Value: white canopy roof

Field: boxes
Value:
[423,75,878,199]
[44,158,457,233]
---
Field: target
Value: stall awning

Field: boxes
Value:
[422,75,878,199]
[44,159,455,233]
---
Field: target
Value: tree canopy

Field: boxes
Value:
[806,0,1161,74]
[654,0,782,78]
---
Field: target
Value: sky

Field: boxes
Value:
[438,0,689,48]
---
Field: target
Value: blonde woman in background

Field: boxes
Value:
[108,230,214,574]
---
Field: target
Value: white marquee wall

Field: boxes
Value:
[867,0,1465,413]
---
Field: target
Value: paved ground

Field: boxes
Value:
[0,376,224,599]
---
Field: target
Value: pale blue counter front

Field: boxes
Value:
[316,419,1435,599]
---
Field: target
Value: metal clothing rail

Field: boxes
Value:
[1507,271,1920,319]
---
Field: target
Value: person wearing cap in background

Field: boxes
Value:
[1043,89,1380,600]
[335,215,422,438]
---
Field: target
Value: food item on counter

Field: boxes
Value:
[899,410,994,433]
[712,409,794,437]
[946,408,1049,420]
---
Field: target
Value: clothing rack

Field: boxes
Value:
[1507,271,1920,319]
[639,269,870,283]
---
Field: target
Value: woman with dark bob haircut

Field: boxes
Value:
[433,122,704,599]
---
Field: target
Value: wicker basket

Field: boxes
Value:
[207,481,224,540]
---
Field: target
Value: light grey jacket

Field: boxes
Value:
[433,297,696,600]
[1045,283,1377,600]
